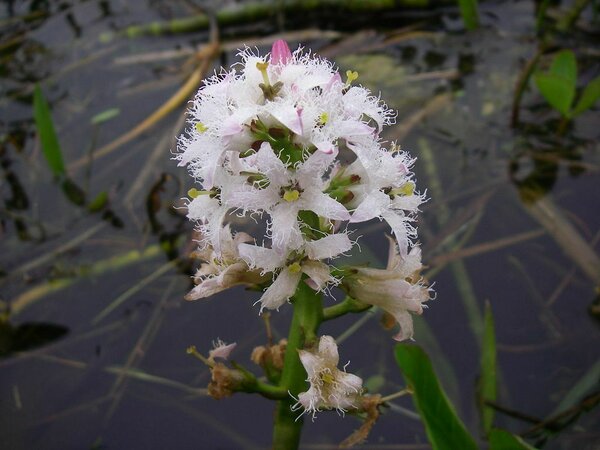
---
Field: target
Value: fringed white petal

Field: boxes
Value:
[304,233,353,260]
[258,268,301,311]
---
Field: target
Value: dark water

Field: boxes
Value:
[1,1,599,449]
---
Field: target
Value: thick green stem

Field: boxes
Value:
[323,296,371,321]
[272,281,323,450]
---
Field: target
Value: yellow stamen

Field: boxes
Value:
[318,112,329,125]
[283,189,300,202]
[345,70,359,85]
[195,122,207,133]
[256,61,271,86]
[321,372,335,384]
[288,262,302,273]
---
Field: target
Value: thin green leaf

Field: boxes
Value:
[489,429,538,450]
[395,344,478,450]
[550,50,577,85]
[572,76,600,117]
[478,301,497,435]
[91,108,120,125]
[458,0,480,30]
[60,178,86,206]
[534,73,575,117]
[87,191,109,213]
[33,84,66,178]
[552,360,600,415]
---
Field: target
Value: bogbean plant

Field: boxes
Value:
[176,40,432,448]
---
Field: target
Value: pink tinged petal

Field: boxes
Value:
[337,372,363,393]
[256,142,289,187]
[301,261,333,291]
[299,349,324,379]
[297,386,321,412]
[185,263,244,300]
[208,207,230,256]
[305,233,353,260]
[259,268,301,311]
[270,202,303,251]
[398,247,423,277]
[228,184,278,211]
[270,39,292,65]
[238,243,285,273]
[317,335,339,366]
[187,195,219,222]
[209,342,237,361]
[392,310,415,341]
[325,72,343,91]
[270,103,304,136]
[392,194,422,212]
[221,116,244,138]
[382,211,409,257]
[337,120,375,138]
[385,235,402,271]
[303,189,350,221]
[297,149,336,180]
[349,191,389,223]
[315,141,335,154]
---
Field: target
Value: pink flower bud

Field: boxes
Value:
[270,39,292,65]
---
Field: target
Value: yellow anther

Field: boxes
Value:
[398,182,415,196]
[256,61,271,86]
[195,122,207,133]
[345,70,359,85]
[188,188,209,198]
[320,372,335,384]
[288,262,302,273]
[318,112,329,125]
[283,189,300,202]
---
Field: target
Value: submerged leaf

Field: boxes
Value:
[477,301,497,435]
[572,76,600,117]
[489,429,538,450]
[549,50,576,85]
[534,73,575,117]
[33,84,66,178]
[395,344,478,450]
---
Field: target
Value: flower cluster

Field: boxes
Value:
[177,40,431,416]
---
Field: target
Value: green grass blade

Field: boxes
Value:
[33,84,66,178]
[395,344,478,450]
[478,301,497,435]
[489,429,538,449]
[91,108,120,125]
[458,0,480,30]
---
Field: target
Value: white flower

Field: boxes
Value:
[185,225,267,300]
[239,233,353,311]
[343,237,431,341]
[347,145,424,256]
[293,335,363,418]
[208,339,237,363]
[229,142,350,252]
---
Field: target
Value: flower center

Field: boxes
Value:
[320,371,335,384]
[282,189,300,202]
[287,262,302,273]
